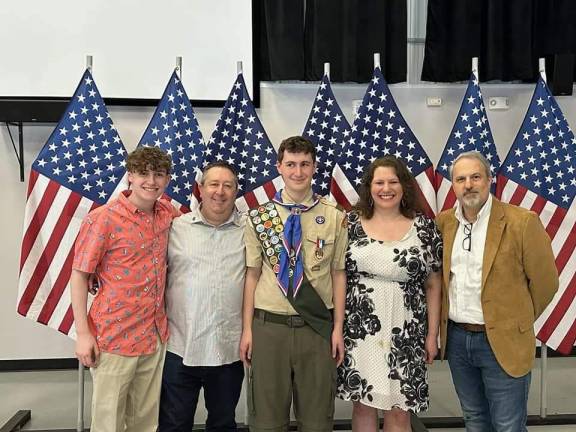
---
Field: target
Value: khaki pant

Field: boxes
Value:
[90,340,166,432]
[248,313,336,432]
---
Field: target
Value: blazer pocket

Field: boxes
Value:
[518,318,534,334]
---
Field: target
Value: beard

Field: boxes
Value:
[461,192,483,209]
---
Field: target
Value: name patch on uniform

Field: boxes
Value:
[315,216,325,224]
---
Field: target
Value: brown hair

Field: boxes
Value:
[353,156,422,219]
[126,146,172,174]
[277,136,316,163]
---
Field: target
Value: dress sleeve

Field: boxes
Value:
[420,215,443,273]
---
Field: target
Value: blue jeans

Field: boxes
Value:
[158,351,244,432]
[446,322,531,432]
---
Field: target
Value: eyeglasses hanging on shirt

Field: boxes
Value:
[462,223,473,252]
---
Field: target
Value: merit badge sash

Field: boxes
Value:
[250,197,333,341]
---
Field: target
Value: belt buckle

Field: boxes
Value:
[287,316,305,327]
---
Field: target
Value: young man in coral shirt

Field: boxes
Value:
[71,146,176,432]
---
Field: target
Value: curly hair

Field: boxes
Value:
[353,156,422,219]
[126,146,172,174]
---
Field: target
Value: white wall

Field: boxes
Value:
[2,80,576,360]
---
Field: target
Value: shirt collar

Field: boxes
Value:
[455,194,493,225]
[118,190,166,215]
[189,205,242,227]
[281,189,316,207]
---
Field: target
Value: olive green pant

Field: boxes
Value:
[248,313,336,432]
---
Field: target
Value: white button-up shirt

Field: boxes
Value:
[448,195,493,324]
[165,207,246,366]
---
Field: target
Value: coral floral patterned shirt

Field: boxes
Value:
[73,191,176,356]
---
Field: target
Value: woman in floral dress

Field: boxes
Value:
[337,156,442,432]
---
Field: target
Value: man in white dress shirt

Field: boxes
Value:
[159,161,246,432]
[436,151,558,432]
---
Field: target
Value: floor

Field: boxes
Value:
[1,357,575,431]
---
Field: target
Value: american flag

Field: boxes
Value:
[17,69,127,336]
[138,71,205,212]
[205,73,282,212]
[331,67,437,215]
[436,72,501,211]
[302,74,351,197]
[497,76,576,354]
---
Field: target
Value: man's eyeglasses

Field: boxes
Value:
[462,223,473,252]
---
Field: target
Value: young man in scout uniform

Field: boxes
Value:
[71,146,176,432]
[240,135,348,432]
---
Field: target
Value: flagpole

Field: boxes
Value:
[324,62,330,79]
[472,57,478,77]
[74,55,93,432]
[176,56,183,78]
[237,60,243,75]
[538,56,549,420]
[374,52,381,69]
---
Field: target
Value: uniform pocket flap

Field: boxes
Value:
[306,232,335,244]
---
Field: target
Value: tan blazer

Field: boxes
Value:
[436,197,558,377]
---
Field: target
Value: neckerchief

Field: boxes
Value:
[272,190,319,297]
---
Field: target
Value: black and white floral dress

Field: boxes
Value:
[337,211,442,412]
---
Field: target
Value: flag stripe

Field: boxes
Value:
[26,168,39,199]
[556,315,576,354]
[37,247,75,324]
[20,175,61,270]
[58,305,75,335]
[537,265,576,348]
[18,191,82,317]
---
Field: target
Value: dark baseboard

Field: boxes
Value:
[3,413,576,432]
[0,358,78,372]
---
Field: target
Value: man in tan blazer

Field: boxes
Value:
[436,151,558,432]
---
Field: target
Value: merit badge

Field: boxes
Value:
[269,209,278,217]
[266,247,275,257]
[258,206,266,213]
[266,202,275,210]
[270,255,278,265]
[270,235,279,244]
[261,213,270,222]
[256,224,265,233]
[252,216,262,225]
[263,240,271,248]
[272,216,281,225]
[263,220,273,229]
[315,216,325,224]
[267,228,276,237]
[274,244,283,253]
[259,232,268,241]
[275,224,284,233]
[273,263,280,274]
[315,238,325,260]
[250,209,259,217]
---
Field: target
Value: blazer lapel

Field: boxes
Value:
[442,214,458,289]
[482,198,506,289]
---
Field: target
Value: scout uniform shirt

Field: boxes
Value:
[245,189,348,315]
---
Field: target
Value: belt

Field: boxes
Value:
[254,309,307,328]
[450,320,486,332]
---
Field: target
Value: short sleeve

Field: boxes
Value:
[331,211,349,270]
[72,209,109,274]
[245,218,263,268]
[417,215,443,273]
